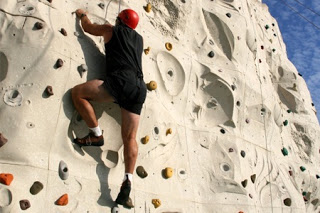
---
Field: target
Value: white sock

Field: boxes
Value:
[123,173,133,183]
[89,126,102,137]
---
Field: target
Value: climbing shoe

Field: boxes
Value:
[73,131,104,146]
[115,179,134,208]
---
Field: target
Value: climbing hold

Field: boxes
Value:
[281,147,288,156]
[98,3,105,9]
[300,166,306,172]
[311,199,319,206]
[287,109,292,113]
[298,73,302,77]
[166,128,172,136]
[147,81,157,91]
[142,135,149,144]
[136,166,148,178]
[0,133,8,148]
[56,59,63,68]
[265,25,269,30]
[163,167,173,178]
[111,207,120,213]
[229,148,234,152]
[30,181,44,195]
[272,48,276,52]
[19,199,31,210]
[55,194,68,206]
[316,174,320,179]
[144,47,151,55]
[272,23,275,26]
[220,129,226,134]
[78,64,88,77]
[0,173,13,186]
[249,194,253,199]
[240,150,246,158]
[236,101,241,106]
[4,89,23,107]
[226,13,231,18]
[245,119,250,124]
[312,103,314,106]
[47,0,52,3]
[303,196,308,202]
[259,59,262,63]
[231,85,236,91]
[261,45,264,50]
[60,28,67,36]
[241,179,247,188]
[302,191,307,196]
[208,51,215,58]
[35,22,44,30]
[273,33,277,37]
[284,198,291,206]
[59,160,69,180]
[152,199,161,208]
[45,86,54,96]
[145,3,152,13]
[165,42,172,51]
[289,170,293,176]
[251,174,256,183]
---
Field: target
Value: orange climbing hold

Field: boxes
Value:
[0,173,13,186]
[56,194,68,206]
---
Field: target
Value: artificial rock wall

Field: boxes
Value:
[0,0,320,212]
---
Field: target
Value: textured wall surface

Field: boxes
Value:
[0,0,320,212]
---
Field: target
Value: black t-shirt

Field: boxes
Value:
[104,24,143,77]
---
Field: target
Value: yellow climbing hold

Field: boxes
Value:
[166,128,172,136]
[152,199,161,208]
[164,167,173,178]
[165,42,172,51]
[145,3,152,13]
[142,135,149,144]
[144,47,151,55]
[147,81,157,91]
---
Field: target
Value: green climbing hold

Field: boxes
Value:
[265,25,269,29]
[300,166,306,172]
[283,198,291,206]
[302,191,307,196]
[287,109,292,113]
[30,181,44,195]
[283,120,288,126]
[240,150,246,158]
[281,147,288,156]
[136,166,148,178]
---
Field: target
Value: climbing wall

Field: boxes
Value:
[0,0,320,212]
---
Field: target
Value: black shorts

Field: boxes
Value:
[102,69,147,115]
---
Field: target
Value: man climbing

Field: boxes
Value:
[72,8,146,208]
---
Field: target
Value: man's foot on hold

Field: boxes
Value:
[115,179,134,208]
[73,131,104,147]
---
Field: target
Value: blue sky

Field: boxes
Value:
[262,0,320,123]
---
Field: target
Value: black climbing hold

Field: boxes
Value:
[60,28,67,36]
[287,109,292,113]
[208,51,214,58]
[298,73,302,76]
[272,23,275,26]
[220,129,226,134]
[35,22,44,30]
[284,198,291,206]
[283,120,288,126]
[229,148,234,152]
[281,147,288,156]
[0,133,8,148]
[56,59,63,68]
[289,170,293,176]
[47,0,52,2]
[45,86,54,96]
[136,166,148,178]
[249,194,253,199]
[261,45,264,50]
[316,174,320,179]
[259,59,262,63]
[236,101,241,106]
[273,33,277,37]
[241,179,247,188]
[226,13,231,18]
[240,150,246,158]
[20,200,31,210]
[312,103,314,106]
[265,25,269,30]
[272,49,276,52]
[250,174,256,183]
[30,181,44,195]
[300,166,306,172]
[231,85,236,91]
[245,119,250,124]
[98,3,105,9]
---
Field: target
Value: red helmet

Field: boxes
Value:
[118,9,139,29]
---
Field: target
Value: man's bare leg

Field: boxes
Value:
[71,80,114,128]
[115,108,140,207]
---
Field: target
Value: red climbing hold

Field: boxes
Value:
[0,173,14,186]
[56,194,68,206]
